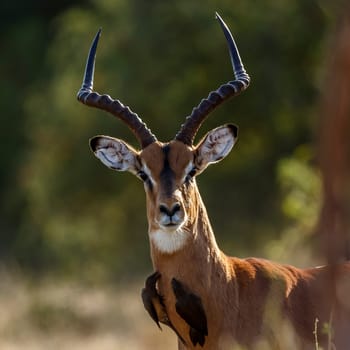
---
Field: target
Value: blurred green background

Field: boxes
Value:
[1,0,339,282]
[2,0,348,348]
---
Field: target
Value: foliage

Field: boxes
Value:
[264,146,322,265]
[0,0,339,280]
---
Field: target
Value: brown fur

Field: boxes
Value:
[81,16,350,347]
[139,141,350,350]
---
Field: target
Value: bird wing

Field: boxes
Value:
[171,278,208,338]
[141,287,162,330]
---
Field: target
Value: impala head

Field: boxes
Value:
[77,13,250,253]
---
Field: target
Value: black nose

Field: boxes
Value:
[159,203,181,217]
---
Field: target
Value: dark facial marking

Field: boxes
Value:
[160,145,175,196]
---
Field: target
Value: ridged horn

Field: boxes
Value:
[77,29,157,148]
[175,13,250,145]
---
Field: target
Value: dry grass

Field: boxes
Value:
[0,271,176,350]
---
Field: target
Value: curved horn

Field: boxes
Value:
[175,13,250,145]
[77,29,157,149]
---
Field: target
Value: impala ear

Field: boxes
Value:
[89,136,139,173]
[194,124,238,171]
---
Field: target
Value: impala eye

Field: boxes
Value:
[188,168,197,177]
[185,167,197,183]
[138,170,149,182]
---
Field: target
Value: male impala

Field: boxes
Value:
[77,13,350,350]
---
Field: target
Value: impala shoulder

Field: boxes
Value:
[232,258,301,293]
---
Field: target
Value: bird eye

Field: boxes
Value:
[138,170,149,182]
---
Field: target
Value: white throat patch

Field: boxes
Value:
[150,228,189,254]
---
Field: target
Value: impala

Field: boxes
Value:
[77,13,350,350]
